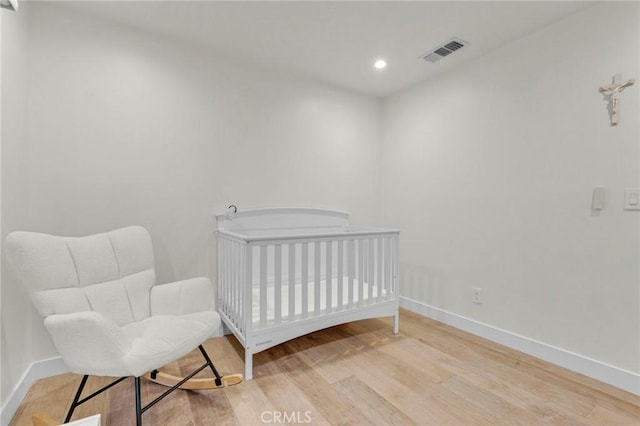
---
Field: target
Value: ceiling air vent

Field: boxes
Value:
[422,37,469,63]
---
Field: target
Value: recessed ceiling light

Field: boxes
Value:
[374,59,387,70]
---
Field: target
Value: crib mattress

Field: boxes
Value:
[251,277,388,326]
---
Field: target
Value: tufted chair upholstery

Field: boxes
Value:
[4,226,220,377]
[4,226,225,424]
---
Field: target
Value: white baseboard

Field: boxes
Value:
[400,296,640,396]
[1,356,69,426]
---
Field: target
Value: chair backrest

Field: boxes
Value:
[4,226,156,326]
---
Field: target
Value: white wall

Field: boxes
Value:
[382,2,639,374]
[0,4,3,411]
[1,3,381,410]
[1,2,31,407]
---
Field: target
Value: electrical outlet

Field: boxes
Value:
[473,287,483,304]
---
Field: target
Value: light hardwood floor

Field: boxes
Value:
[10,309,640,425]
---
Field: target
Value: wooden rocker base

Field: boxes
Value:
[31,413,58,426]
[143,371,243,390]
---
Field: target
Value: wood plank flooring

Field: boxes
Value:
[10,309,640,425]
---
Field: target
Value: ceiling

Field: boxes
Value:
[53,1,595,98]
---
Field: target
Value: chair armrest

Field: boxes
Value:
[150,277,215,316]
[44,311,130,376]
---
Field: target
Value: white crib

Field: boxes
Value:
[216,207,399,380]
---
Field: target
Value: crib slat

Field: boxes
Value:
[236,242,245,332]
[358,239,365,307]
[337,239,344,311]
[229,241,238,327]
[392,235,399,296]
[238,241,244,333]
[227,239,233,322]
[301,242,309,319]
[228,240,232,318]
[229,240,233,319]
[288,243,296,322]
[225,239,230,317]
[368,238,374,304]
[259,245,267,327]
[377,237,383,303]
[314,241,321,315]
[274,244,282,325]
[326,241,332,313]
[385,237,392,300]
[348,239,354,309]
[219,238,225,316]
[218,239,223,314]
[245,244,253,336]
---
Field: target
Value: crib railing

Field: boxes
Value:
[217,233,248,337]
[217,230,399,334]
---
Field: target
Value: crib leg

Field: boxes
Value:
[245,350,253,380]
[393,311,400,334]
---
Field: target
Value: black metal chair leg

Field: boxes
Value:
[65,349,223,425]
[135,376,142,426]
[65,375,89,423]
[198,345,222,386]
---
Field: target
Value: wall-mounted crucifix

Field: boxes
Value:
[599,74,635,126]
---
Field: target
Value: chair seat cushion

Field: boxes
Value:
[121,311,221,377]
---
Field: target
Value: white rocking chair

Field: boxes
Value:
[4,226,242,425]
